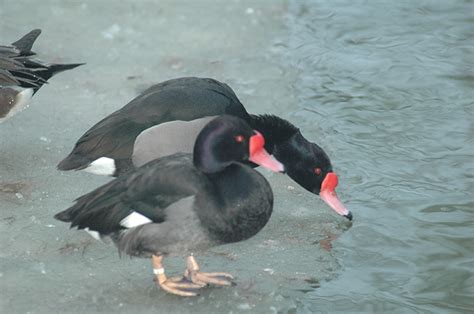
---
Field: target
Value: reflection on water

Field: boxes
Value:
[285,0,474,312]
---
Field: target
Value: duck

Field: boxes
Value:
[0,29,83,122]
[57,77,352,220]
[55,115,285,296]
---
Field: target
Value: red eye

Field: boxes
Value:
[235,135,245,143]
[314,168,322,175]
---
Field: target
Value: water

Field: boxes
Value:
[284,0,474,312]
[1,0,473,313]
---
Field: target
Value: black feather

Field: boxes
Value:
[248,114,299,152]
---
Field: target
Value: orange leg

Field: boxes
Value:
[184,255,235,287]
[151,255,202,297]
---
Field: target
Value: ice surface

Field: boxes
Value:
[0,1,348,312]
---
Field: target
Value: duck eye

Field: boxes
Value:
[234,135,245,143]
[314,167,322,175]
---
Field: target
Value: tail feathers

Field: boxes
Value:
[18,62,84,93]
[54,199,94,225]
[54,188,105,223]
[54,181,130,235]
[35,63,84,85]
[11,29,42,56]
[58,153,131,177]
[57,153,91,171]
[54,209,73,222]
[48,63,84,76]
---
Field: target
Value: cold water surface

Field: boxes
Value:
[284,1,473,312]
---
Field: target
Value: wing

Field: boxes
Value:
[57,77,250,170]
[55,153,209,235]
[0,53,27,87]
[132,116,216,167]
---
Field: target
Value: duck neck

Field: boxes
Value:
[248,114,299,154]
[271,131,308,167]
[193,149,230,174]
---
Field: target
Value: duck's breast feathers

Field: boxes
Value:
[194,164,274,244]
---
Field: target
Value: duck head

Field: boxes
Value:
[193,115,284,174]
[273,131,352,221]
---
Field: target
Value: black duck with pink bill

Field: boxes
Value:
[58,77,351,220]
[55,115,284,296]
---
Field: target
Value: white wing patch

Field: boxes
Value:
[120,211,153,228]
[83,157,116,176]
[84,227,101,240]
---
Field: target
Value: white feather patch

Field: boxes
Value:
[14,88,33,111]
[120,211,153,229]
[83,157,116,176]
[1,88,34,121]
[84,228,101,240]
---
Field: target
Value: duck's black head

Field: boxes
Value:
[273,131,352,221]
[193,115,284,174]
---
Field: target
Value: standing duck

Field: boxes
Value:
[0,29,83,122]
[55,115,284,296]
[58,77,352,220]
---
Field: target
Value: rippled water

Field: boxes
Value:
[1,0,473,313]
[284,0,474,312]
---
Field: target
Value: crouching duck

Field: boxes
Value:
[57,77,352,220]
[0,29,83,122]
[55,115,284,296]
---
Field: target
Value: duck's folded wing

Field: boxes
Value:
[0,55,25,86]
[57,77,249,171]
[55,153,205,235]
[0,69,20,86]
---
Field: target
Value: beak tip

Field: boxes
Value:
[344,211,353,221]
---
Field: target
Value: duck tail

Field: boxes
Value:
[48,63,85,76]
[11,29,42,56]
[31,63,84,93]
[54,208,74,222]
[57,152,91,171]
